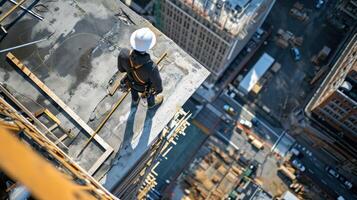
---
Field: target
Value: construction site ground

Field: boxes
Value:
[230,127,288,197]
[218,1,350,199]
[224,126,328,199]
[245,0,345,127]
[230,0,355,199]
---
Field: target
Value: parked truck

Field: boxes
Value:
[238,53,275,95]
[278,166,297,181]
[247,135,264,150]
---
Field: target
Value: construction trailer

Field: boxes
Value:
[238,53,275,95]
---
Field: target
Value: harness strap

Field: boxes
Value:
[128,50,146,85]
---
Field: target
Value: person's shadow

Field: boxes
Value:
[110,99,160,165]
[101,94,162,190]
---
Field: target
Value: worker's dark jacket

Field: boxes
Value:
[118,48,163,93]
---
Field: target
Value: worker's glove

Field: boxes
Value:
[141,88,156,98]
[140,91,149,98]
[119,78,130,92]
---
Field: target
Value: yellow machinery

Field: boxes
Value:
[0,97,117,200]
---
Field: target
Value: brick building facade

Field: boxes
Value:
[305,33,357,178]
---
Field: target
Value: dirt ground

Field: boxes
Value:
[257,156,288,196]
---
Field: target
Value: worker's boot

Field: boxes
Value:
[148,94,163,109]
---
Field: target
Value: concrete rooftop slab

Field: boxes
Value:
[0,0,209,190]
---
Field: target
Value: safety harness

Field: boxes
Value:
[120,51,152,95]
[128,51,146,85]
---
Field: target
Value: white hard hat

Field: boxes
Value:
[130,28,156,52]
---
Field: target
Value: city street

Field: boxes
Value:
[212,90,356,199]
[212,94,356,199]
[251,0,345,124]
[293,143,356,200]
[207,0,355,199]
[212,92,295,156]
[150,0,356,199]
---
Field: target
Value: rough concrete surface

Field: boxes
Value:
[0,0,209,190]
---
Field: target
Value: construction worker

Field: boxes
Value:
[117,27,163,108]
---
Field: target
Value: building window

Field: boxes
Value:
[334,99,341,105]
[323,107,333,115]
[199,32,204,39]
[207,37,212,45]
[213,41,219,49]
[214,61,219,67]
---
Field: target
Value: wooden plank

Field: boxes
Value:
[54,134,68,145]
[35,108,73,141]
[6,52,113,175]
[6,52,111,150]
[77,92,129,157]
[35,108,61,125]
[43,108,61,125]
[0,84,67,149]
[87,148,113,175]
[33,107,45,117]
[42,109,76,139]
[107,73,121,96]
[48,123,59,132]
[8,0,44,21]
[0,99,117,200]
[0,0,27,23]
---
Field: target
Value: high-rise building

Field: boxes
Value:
[305,33,357,177]
[335,0,357,27]
[308,37,357,136]
[155,0,275,84]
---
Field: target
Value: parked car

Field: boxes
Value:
[251,117,259,126]
[337,196,346,200]
[315,0,324,9]
[336,175,353,189]
[227,90,236,98]
[344,180,353,190]
[238,155,250,167]
[344,181,353,189]
[290,47,301,61]
[292,159,305,172]
[239,118,252,128]
[278,166,296,182]
[326,166,340,178]
[249,160,259,172]
[223,104,236,116]
[250,138,264,150]
[290,147,303,158]
[243,160,259,178]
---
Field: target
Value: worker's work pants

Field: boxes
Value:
[131,89,155,107]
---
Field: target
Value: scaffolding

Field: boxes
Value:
[0,96,117,200]
[111,109,191,199]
